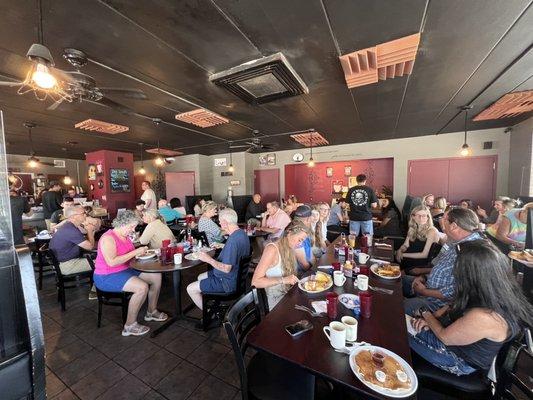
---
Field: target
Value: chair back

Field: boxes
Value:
[40,243,62,280]
[223,289,262,400]
[428,242,443,262]
[235,256,252,297]
[191,230,209,246]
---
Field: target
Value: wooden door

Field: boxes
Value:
[254,169,280,204]
[165,172,195,203]
[408,159,450,199]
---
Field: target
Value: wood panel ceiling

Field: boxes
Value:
[0,0,532,160]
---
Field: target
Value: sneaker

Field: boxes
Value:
[88,291,97,300]
[122,322,150,337]
[144,310,169,322]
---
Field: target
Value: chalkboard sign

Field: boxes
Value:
[110,169,130,193]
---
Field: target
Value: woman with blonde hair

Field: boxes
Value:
[252,223,308,310]
[396,206,440,276]
[496,202,533,250]
[486,198,517,239]
[197,201,222,244]
[431,196,448,230]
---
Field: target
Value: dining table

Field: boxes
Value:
[247,237,417,399]
[130,249,214,337]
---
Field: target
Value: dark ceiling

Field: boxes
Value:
[0,0,532,160]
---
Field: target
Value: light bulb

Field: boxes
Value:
[27,157,39,168]
[460,144,471,157]
[228,164,234,173]
[138,166,146,175]
[31,63,57,89]
[154,156,165,166]
[8,174,17,183]
[308,158,315,167]
[63,176,72,185]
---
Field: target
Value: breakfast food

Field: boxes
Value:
[376,263,401,278]
[344,260,353,270]
[302,272,332,292]
[509,250,533,262]
[354,350,411,390]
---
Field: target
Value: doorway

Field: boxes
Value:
[165,172,195,204]
[254,169,280,204]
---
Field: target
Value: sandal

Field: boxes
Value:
[122,322,150,337]
[144,310,169,322]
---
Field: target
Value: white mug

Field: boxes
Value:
[357,274,369,291]
[323,321,348,349]
[341,316,358,342]
[333,271,346,287]
[173,253,182,265]
[358,252,370,264]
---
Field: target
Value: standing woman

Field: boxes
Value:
[252,223,307,310]
[410,240,531,375]
[396,206,440,276]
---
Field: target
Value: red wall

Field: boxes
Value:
[285,158,394,203]
[86,150,135,217]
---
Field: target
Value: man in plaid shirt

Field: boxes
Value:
[403,208,482,315]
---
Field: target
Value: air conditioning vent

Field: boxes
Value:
[210,52,308,104]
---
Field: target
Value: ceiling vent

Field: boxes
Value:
[339,33,420,89]
[74,119,129,134]
[145,148,183,157]
[209,52,308,104]
[474,90,533,121]
[175,108,229,128]
[290,131,329,147]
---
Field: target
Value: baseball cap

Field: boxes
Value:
[294,205,312,218]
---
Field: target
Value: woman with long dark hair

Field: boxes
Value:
[374,197,402,237]
[410,240,531,375]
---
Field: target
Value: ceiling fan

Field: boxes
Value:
[229,130,278,153]
[46,48,147,114]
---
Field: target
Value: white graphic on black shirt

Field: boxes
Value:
[350,189,368,207]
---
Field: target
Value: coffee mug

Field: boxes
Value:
[357,275,369,291]
[358,252,370,264]
[323,321,352,349]
[333,270,346,287]
[341,316,358,342]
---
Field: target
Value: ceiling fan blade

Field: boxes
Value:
[96,96,137,115]
[229,144,250,149]
[99,87,147,100]
[0,81,21,87]
[47,98,65,111]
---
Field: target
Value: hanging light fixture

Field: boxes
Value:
[154,140,165,167]
[460,105,473,157]
[63,171,72,185]
[138,143,146,174]
[228,144,234,172]
[308,132,315,167]
[24,122,40,168]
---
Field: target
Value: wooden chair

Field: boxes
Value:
[85,255,131,327]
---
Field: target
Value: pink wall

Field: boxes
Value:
[86,150,135,217]
[285,158,394,203]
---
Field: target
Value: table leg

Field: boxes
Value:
[150,269,182,337]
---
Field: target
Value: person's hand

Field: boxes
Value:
[411,317,429,333]
[197,251,211,263]
[476,206,487,219]
[413,279,427,295]
[135,246,148,256]
[85,223,97,233]
[284,275,299,285]
[514,242,525,250]
[396,250,403,262]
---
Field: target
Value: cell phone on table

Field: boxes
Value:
[285,320,313,337]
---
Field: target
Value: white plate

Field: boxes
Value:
[211,243,225,249]
[136,250,157,260]
[298,273,333,294]
[185,252,200,261]
[338,293,360,310]
[371,264,401,280]
[348,345,418,398]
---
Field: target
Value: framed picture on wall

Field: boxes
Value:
[259,155,268,166]
[266,153,276,165]
[88,164,96,181]
[326,167,333,177]
[344,165,352,176]
[96,162,104,176]
[332,180,343,194]
[348,176,358,188]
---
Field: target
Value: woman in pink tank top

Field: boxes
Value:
[94,211,168,337]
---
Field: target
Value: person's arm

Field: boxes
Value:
[402,229,439,259]
[77,224,96,251]
[495,216,522,247]
[197,251,232,273]
[294,247,312,271]
[396,237,410,261]
[138,222,153,246]
[100,235,146,267]
[412,280,447,299]
[370,190,378,209]
[143,193,152,210]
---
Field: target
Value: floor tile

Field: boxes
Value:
[50,388,80,400]
[155,360,207,400]
[96,374,151,400]
[45,332,81,357]
[211,353,240,388]
[232,391,241,400]
[164,328,205,358]
[132,348,181,387]
[188,375,238,400]
[43,315,64,338]
[70,360,129,400]
[46,339,93,370]
[46,372,67,398]
[45,305,96,329]
[113,338,160,372]
[147,323,185,347]
[55,348,108,386]
[142,390,166,400]
[186,340,229,372]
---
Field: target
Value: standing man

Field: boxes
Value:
[141,181,157,211]
[346,174,378,236]
[42,181,63,230]
[9,189,32,245]
[245,194,266,227]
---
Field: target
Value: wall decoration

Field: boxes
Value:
[332,180,343,194]
[97,179,104,189]
[88,164,96,180]
[266,153,276,166]
[258,155,268,166]
[326,167,333,177]
[230,180,241,186]
[90,183,95,191]
[292,153,304,162]
[214,157,227,167]
[110,169,130,193]
[344,165,352,176]
[348,176,358,188]
[221,171,233,176]
[96,162,104,176]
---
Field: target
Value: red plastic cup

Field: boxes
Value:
[332,262,341,271]
[326,292,339,319]
[176,244,184,254]
[360,246,369,255]
[162,239,171,248]
[360,235,368,247]
[160,248,168,264]
[359,265,369,276]
[360,291,373,318]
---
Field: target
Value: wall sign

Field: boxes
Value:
[258,155,268,166]
[326,167,333,177]
[230,180,241,186]
[344,165,352,176]
[214,157,227,167]
[221,171,233,177]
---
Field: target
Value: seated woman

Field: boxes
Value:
[186,208,249,310]
[139,209,175,249]
[422,194,434,209]
[430,196,447,230]
[169,197,187,216]
[485,198,516,238]
[93,211,167,337]
[198,201,223,244]
[409,240,530,375]
[374,197,402,237]
[251,223,307,310]
[134,199,145,219]
[193,198,206,218]
[310,208,326,255]
[396,206,440,276]
[317,202,331,245]
[283,195,300,217]
[495,202,532,250]
[158,199,183,224]
[459,198,474,210]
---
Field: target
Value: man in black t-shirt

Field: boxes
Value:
[346,174,378,235]
[9,189,32,245]
[42,181,63,222]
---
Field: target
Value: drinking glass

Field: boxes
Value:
[326,292,339,319]
[348,234,356,248]
[360,291,373,318]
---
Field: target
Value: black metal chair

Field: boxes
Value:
[85,255,131,327]
[191,229,210,247]
[495,336,533,399]
[201,256,251,331]
[224,289,317,400]
[34,238,54,290]
[43,245,93,311]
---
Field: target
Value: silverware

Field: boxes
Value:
[369,285,393,295]
[334,342,370,354]
[294,305,326,317]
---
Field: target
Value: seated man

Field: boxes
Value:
[158,199,183,224]
[403,208,481,314]
[292,205,315,272]
[49,206,97,299]
[245,194,266,227]
[50,197,75,231]
[139,209,175,249]
[326,197,348,242]
[187,208,250,310]
[258,201,291,240]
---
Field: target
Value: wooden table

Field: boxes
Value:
[247,238,416,399]
[130,251,214,337]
